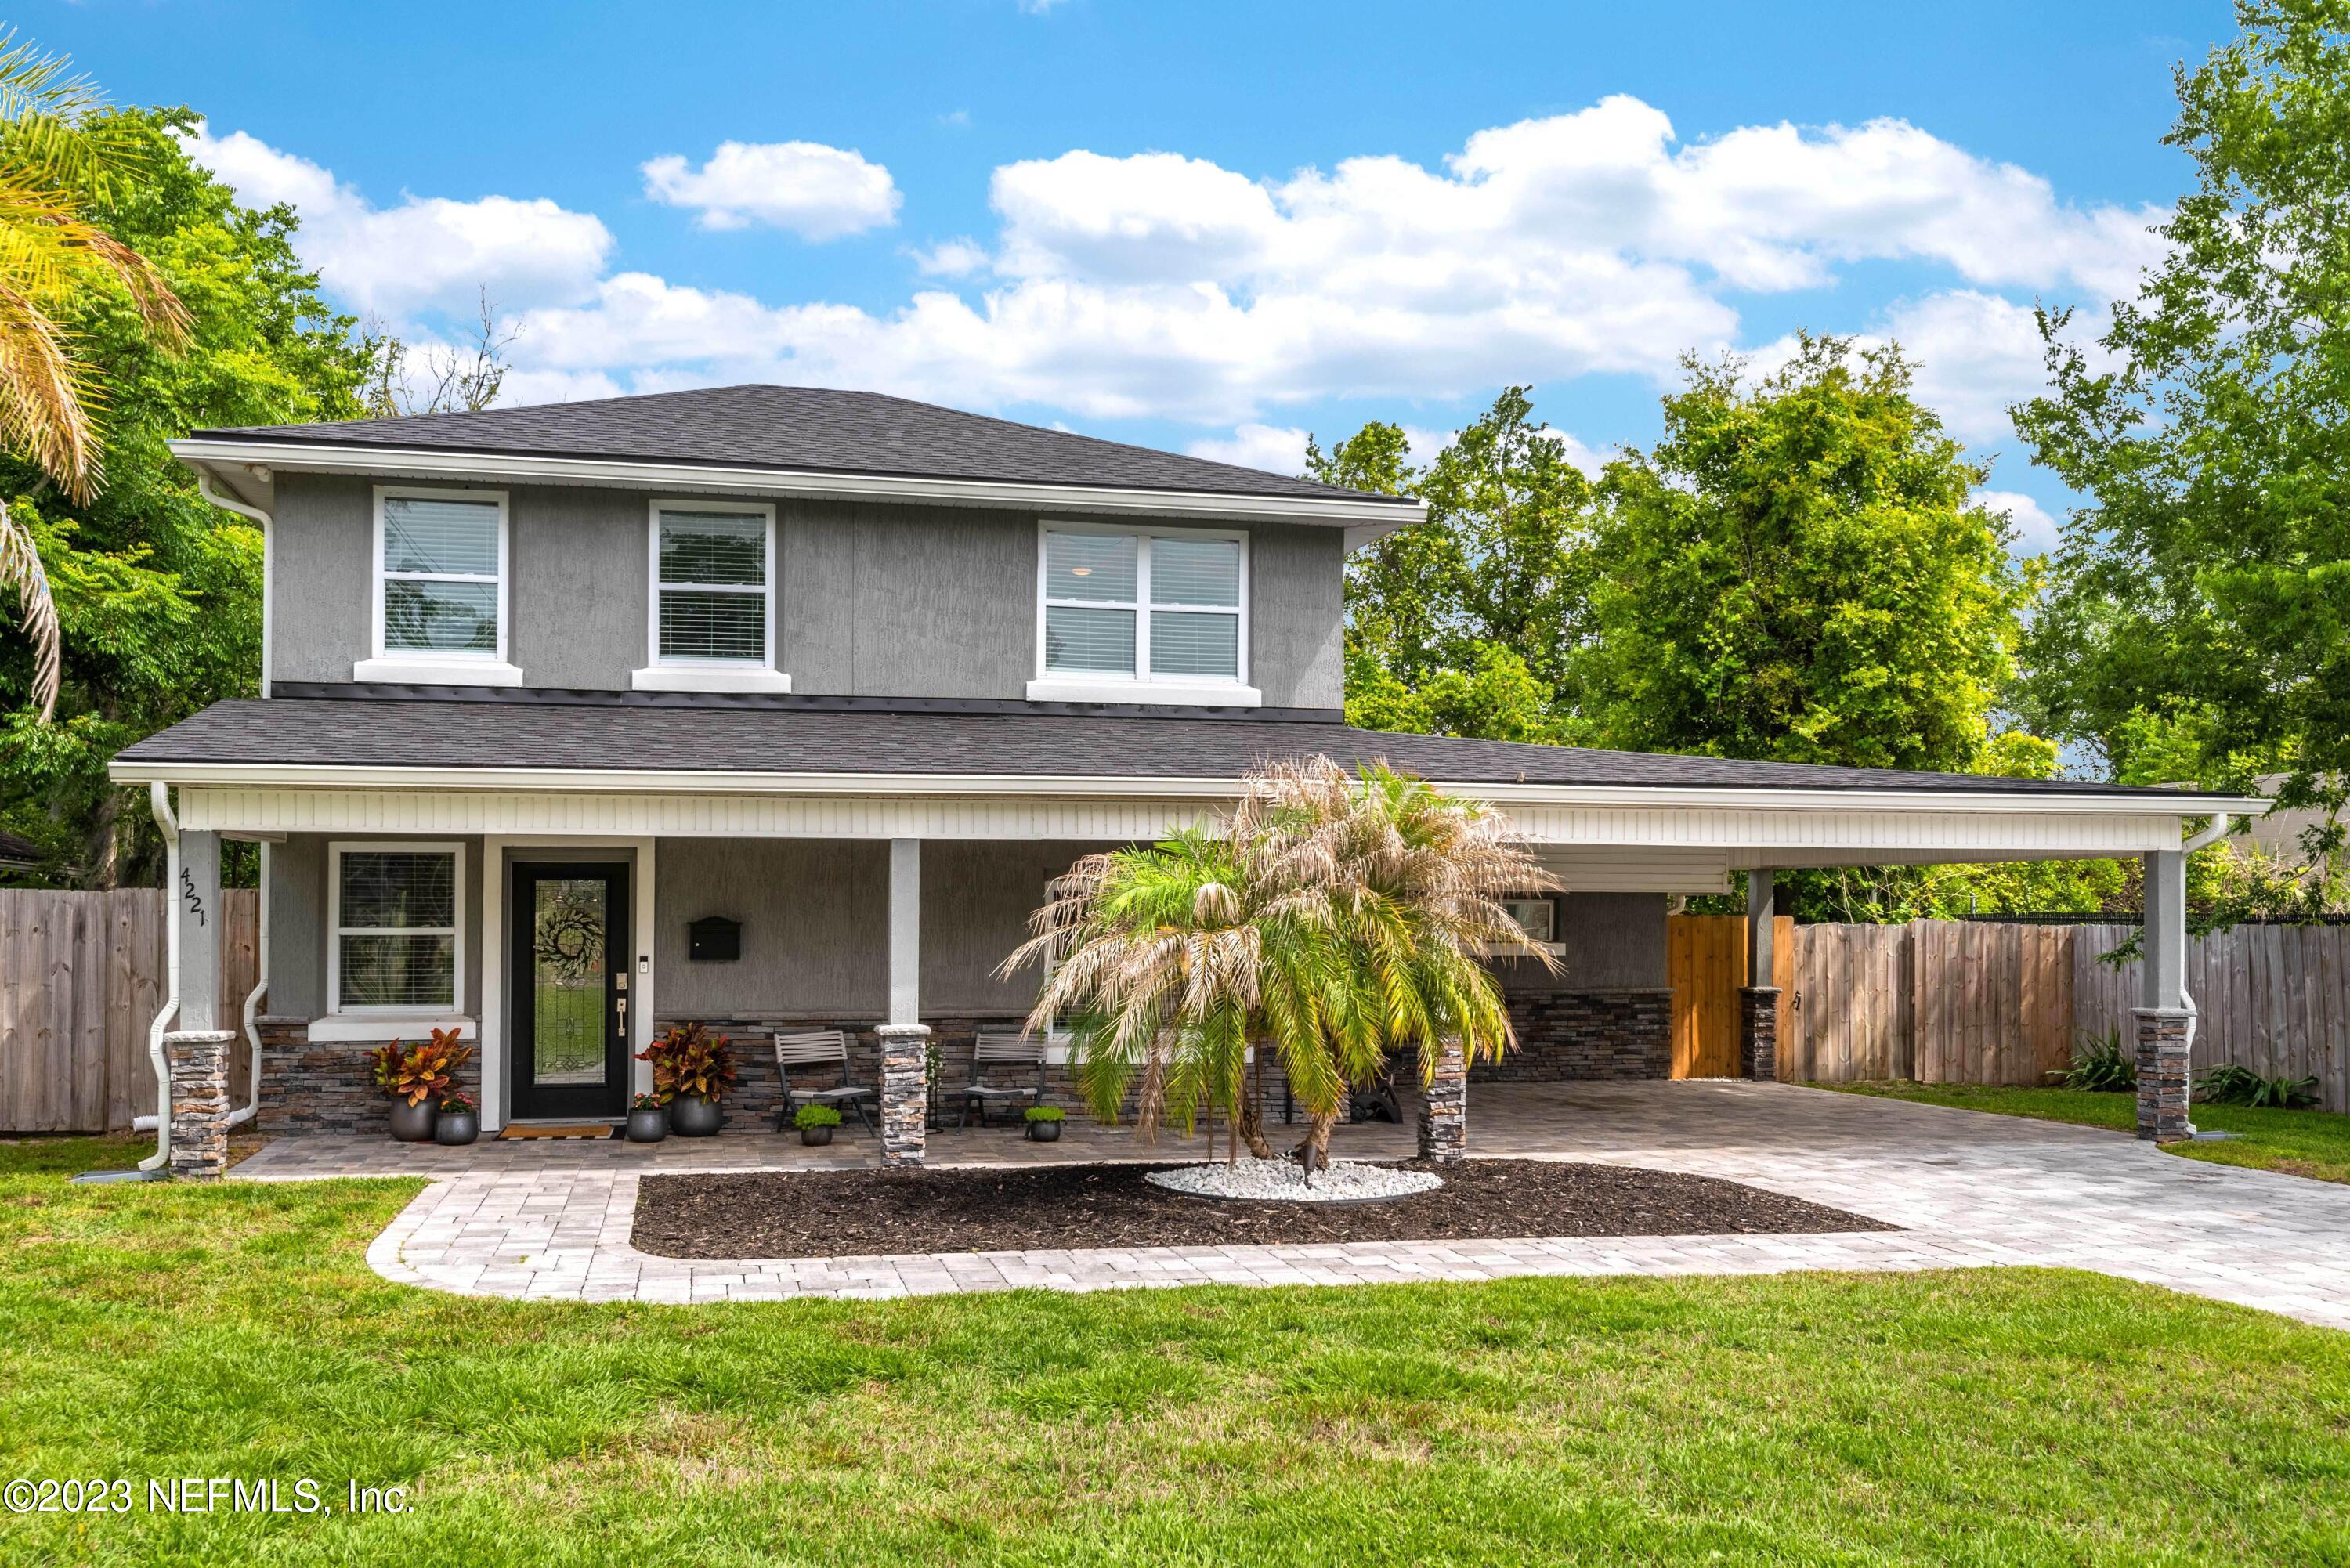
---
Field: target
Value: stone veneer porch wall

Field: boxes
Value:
[255,1016,483,1136]
[1470,990,1675,1082]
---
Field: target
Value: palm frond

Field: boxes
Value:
[0,498,58,718]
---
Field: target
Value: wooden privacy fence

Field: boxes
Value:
[1,888,258,1133]
[1668,914,2350,1113]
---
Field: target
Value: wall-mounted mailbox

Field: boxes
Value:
[688,916,742,962]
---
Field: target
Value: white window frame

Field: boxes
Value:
[1028,519,1259,706]
[632,498,790,693]
[324,840,468,1027]
[358,486,520,687]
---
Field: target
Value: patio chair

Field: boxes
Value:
[958,1031,1047,1128]
[772,1030,875,1134]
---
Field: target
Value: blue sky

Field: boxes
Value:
[33,0,2240,548]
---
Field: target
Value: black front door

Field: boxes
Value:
[509,862,631,1122]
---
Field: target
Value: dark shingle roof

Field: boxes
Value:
[186,385,1406,507]
[115,697,2230,800]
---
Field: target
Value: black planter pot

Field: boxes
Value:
[434,1111,480,1146]
[1026,1119,1063,1143]
[388,1097,436,1143]
[799,1124,835,1147]
[671,1094,722,1137]
[626,1107,670,1143]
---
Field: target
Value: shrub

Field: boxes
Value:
[367,1028,475,1107]
[636,1023,738,1103]
[1024,1105,1066,1123]
[2050,1030,2136,1093]
[794,1103,842,1130]
[2196,1064,2320,1109]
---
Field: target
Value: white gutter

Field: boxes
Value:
[133,782,178,1171]
[168,436,1424,535]
[104,756,2271,818]
[195,471,273,698]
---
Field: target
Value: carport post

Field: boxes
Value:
[1739,871,1780,1081]
[2134,848,2193,1143]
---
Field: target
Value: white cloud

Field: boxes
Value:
[642,140,901,238]
[1972,489,2064,554]
[1185,423,1308,475]
[911,237,990,276]
[211,96,2159,443]
[179,122,612,319]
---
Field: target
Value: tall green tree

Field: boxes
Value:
[1316,388,1596,741]
[2014,0,2350,910]
[0,107,374,887]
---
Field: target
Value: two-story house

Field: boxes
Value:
[112,386,2255,1166]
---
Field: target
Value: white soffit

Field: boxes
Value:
[170,783,2208,855]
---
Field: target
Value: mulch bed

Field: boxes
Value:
[631,1160,1894,1259]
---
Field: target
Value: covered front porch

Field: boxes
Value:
[114,711,2263,1180]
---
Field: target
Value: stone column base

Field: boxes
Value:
[877,1024,931,1167]
[166,1029,237,1181]
[1737,987,1781,1081]
[2133,1008,2193,1143]
[1417,1039,1467,1162]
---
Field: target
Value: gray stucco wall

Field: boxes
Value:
[1494,893,1669,993]
[654,837,1108,1020]
[267,832,485,1020]
[266,475,1346,706]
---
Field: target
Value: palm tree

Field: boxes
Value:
[0,34,190,720]
[1008,757,1559,1172]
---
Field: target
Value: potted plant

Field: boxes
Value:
[367,1029,474,1143]
[433,1091,480,1146]
[1025,1105,1065,1143]
[794,1103,842,1147]
[626,1092,670,1143]
[636,1023,736,1137]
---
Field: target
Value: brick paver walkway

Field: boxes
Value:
[237,1082,2350,1327]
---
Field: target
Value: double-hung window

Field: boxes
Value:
[1033,525,1254,704]
[634,500,788,692]
[368,489,509,681]
[328,844,465,1017]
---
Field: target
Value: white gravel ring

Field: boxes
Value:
[1144,1160,1442,1204]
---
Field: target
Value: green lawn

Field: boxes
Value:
[2,1142,2346,1562]
[1828,1082,2350,1186]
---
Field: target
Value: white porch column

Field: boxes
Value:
[877,837,929,1165]
[2135,848,2193,1142]
[1739,869,1780,1081]
[167,828,233,1180]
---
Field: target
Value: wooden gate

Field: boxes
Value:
[1666,913,1793,1078]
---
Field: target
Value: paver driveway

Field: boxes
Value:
[239,1082,2350,1326]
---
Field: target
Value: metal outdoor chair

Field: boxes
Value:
[772,1030,875,1134]
[957,1031,1048,1128]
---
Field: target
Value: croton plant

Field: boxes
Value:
[634,1022,738,1103]
[367,1028,475,1108]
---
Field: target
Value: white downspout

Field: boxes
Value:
[230,840,268,1127]
[198,466,274,1126]
[137,782,180,1170]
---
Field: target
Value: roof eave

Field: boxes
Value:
[169,436,1424,535]
[103,756,2272,818]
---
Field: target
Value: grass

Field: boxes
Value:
[2,1138,2348,1564]
[1828,1082,2350,1186]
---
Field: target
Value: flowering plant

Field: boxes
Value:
[438,1090,476,1115]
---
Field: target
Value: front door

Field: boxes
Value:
[509,862,631,1121]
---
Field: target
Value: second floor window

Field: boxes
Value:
[1041,527,1245,683]
[379,491,504,659]
[654,504,772,664]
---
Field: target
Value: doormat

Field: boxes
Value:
[496,1124,620,1140]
